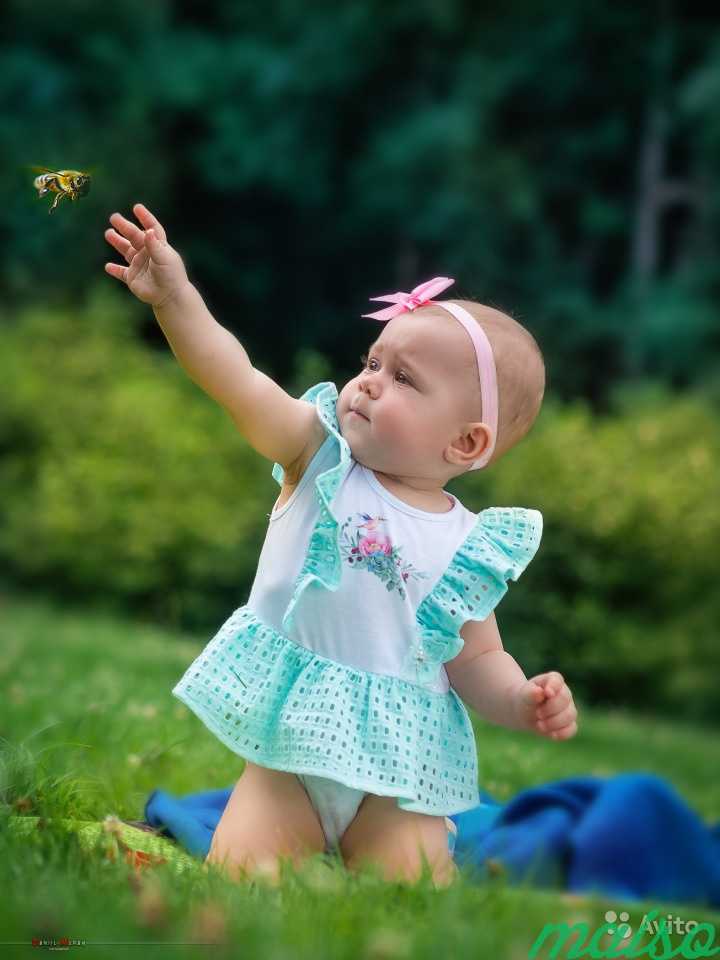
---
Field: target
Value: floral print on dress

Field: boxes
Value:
[339,512,429,600]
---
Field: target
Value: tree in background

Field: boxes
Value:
[2,0,719,400]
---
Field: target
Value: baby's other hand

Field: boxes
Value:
[513,671,578,740]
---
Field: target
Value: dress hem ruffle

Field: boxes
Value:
[172,684,481,818]
[171,605,481,817]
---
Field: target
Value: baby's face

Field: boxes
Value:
[337,308,483,482]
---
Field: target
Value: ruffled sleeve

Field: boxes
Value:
[271,380,343,488]
[411,507,543,683]
[269,382,356,636]
[458,506,544,622]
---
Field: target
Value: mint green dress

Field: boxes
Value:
[172,382,543,817]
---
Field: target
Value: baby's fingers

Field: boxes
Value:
[143,228,174,265]
[109,211,146,250]
[133,203,167,243]
[548,721,578,741]
[538,703,577,736]
[104,227,136,264]
[104,261,128,283]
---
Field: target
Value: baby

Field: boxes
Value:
[105,204,578,888]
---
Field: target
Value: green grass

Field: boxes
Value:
[1,591,719,958]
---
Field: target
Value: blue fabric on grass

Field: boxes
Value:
[144,787,230,859]
[144,772,720,906]
[452,772,720,906]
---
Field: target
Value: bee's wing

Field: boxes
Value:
[27,165,99,178]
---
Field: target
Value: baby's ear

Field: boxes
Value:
[446,422,492,467]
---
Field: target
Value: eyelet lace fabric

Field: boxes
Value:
[172,381,543,816]
[172,606,479,814]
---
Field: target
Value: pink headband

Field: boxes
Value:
[361,277,498,471]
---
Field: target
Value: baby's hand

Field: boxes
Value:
[104,203,189,308]
[513,671,578,740]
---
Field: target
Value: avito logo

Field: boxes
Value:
[528,907,719,958]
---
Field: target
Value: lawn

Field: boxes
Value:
[1,590,718,958]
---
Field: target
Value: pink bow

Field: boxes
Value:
[361,277,455,322]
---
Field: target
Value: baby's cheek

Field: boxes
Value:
[336,386,352,415]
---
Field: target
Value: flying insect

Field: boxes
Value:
[31,167,92,213]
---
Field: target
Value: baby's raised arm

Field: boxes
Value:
[104,204,320,474]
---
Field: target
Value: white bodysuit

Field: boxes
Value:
[172,381,543,855]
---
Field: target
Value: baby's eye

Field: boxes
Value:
[359,354,411,385]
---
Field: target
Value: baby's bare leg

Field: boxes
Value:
[205,761,326,883]
[339,794,458,888]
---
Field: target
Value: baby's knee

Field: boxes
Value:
[345,848,456,888]
[204,842,284,886]
[204,838,250,882]
[431,857,460,889]
[344,828,456,887]
[396,844,457,887]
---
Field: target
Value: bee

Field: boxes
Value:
[31,167,92,213]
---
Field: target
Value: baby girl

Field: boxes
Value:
[105,204,578,888]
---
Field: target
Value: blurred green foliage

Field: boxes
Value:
[3,1,720,403]
[1,294,718,722]
[0,285,271,626]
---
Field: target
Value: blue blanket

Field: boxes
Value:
[144,772,720,907]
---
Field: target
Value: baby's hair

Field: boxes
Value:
[427,299,546,472]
